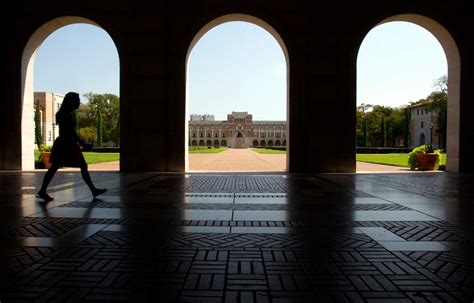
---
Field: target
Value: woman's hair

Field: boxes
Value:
[58,92,80,113]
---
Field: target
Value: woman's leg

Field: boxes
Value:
[37,163,60,201]
[79,162,107,197]
[79,162,96,191]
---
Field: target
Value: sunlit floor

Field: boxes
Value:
[1,171,473,301]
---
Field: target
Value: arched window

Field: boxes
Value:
[253,140,259,147]
[221,140,227,146]
[260,140,266,147]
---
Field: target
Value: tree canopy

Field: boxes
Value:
[357,75,447,148]
[77,93,120,146]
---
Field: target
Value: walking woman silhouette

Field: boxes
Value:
[37,92,107,201]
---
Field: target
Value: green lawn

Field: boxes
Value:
[82,152,120,164]
[35,150,119,164]
[189,147,228,154]
[356,153,446,167]
[251,148,287,154]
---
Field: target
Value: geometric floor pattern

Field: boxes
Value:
[1,172,474,302]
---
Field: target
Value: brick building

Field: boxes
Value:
[34,92,64,146]
[189,112,286,148]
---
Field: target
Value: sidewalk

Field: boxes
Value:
[83,151,425,173]
[188,148,286,172]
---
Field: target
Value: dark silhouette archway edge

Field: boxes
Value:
[1,2,473,174]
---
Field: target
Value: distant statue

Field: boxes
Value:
[36,92,107,201]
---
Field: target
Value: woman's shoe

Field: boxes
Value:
[36,191,54,202]
[92,188,107,197]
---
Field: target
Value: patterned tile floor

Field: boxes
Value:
[1,171,474,302]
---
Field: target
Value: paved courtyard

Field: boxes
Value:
[0,170,473,302]
[87,149,413,173]
[188,149,286,172]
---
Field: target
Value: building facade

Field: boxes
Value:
[34,92,64,146]
[189,112,287,148]
[409,102,440,148]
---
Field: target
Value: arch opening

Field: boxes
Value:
[22,17,120,170]
[185,14,289,172]
[356,15,459,172]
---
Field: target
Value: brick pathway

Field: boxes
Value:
[188,149,286,172]
[86,151,426,173]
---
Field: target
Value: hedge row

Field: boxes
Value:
[255,147,286,151]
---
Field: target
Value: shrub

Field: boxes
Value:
[35,144,53,168]
[408,144,441,170]
[39,144,53,152]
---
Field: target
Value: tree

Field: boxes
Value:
[380,115,386,147]
[356,103,372,147]
[96,106,103,146]
[83,92,120,146]
[34,104,43,148]
[363,116,368,147]
[403,108,411,147]
[78,127,97,143]
[116,113,120,147]
[426,76,447,149]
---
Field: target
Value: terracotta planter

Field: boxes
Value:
[416,153,439,171]
[41,152,52,169]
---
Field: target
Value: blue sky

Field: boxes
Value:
[34,21,447,120]
[34,25,119,98]
[357,22,447,108]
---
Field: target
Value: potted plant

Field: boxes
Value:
[408,144,441,171]
[38,144,53,169]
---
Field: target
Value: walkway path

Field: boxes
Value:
[188,148,286,172]
[86,150,418,173]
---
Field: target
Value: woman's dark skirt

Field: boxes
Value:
[49,137,86,167]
